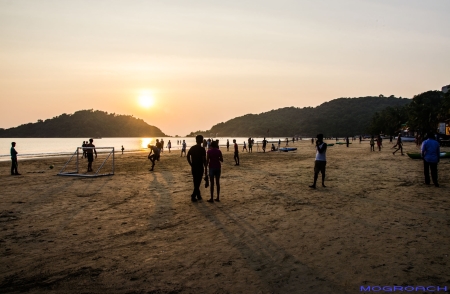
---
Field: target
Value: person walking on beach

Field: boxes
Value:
[86,139,97,172]
[226,139,230,151]
[421,133,440,187]
[393,133,404,155]
[160,139,164,153]
[147,144,160,172]
[187,135,207,202]
[376,135,383,151]
[167,140,172,153]
[206,140,223,202]
[309,134,327,189]
[243,141,247,152]
[121,145,124,154]
[370,136,375,152]
[233,139,239,165]
[181,140,187,157]
[10,142,20,175]
[262,137,267,153]
[248,138,253,153]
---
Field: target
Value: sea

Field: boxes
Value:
[0,137,302,162]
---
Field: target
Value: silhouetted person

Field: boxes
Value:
[10,142,20,175]
[262,137,267,153]
[370,135,375,152]
[359,135,362,144]
[187,135,207,202]
[86,139,97,172]
[167,140,172,153]
[206,140,223,202]
[147,144,160,171]
[233,139,239,165]
[346,136,349,147]
[226,139,230,151]
[159,139,164,153]
[393,133,403,155]
[181,140,187,157]
[82,141,87,158]
[248,138,253,153]
[121,145,124,154]
[421,133,440,187]
[243,141,247,152]
[309,134,327,189]
[377,135,383,151]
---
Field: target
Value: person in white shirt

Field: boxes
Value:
[309,134,327,189]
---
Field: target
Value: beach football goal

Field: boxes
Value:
[57,147,115,177]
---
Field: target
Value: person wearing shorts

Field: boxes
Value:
[309,134,327,189]
[148,144,160,171]
[206,140,223,202]
[85,139,97,172]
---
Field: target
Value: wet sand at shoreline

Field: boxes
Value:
[1,141,449,293]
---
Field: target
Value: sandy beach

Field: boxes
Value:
[0,140,449,293]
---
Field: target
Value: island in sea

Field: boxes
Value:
[0,109,166,138]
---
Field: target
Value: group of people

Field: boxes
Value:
[9,131,442,202]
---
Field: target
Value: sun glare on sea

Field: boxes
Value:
[141,138,153,149]
[139,94,155,108]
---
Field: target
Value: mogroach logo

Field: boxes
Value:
[360,285,448,292]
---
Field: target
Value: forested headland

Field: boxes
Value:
[0,110,166,138]
[188,96,411,137]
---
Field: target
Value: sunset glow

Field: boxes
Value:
[138,95,155,108]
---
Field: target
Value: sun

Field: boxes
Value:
[138,95,155,108]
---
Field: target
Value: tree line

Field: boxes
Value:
[187,96,411,137]
[368,90,450,136]
[0,110,166,138]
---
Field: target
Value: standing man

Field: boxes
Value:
[181,140,187,157]
[309,134,327,189]
[262,137,267,153]
[147,144,160,171]
[10,142,20,175]
[86,139,97,172]
[421,133,440,187]
[233,139,239,166]
[226,139,230,151]
[248,138,253,153]
[121,145,125,154]
[187,135,207,202]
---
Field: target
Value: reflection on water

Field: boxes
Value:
[140,138,154,149]
[0,136,300,161]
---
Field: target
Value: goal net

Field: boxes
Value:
[57,147,115,177]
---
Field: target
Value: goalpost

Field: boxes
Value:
[57,147,115,177]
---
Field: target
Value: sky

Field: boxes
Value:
[0,0,449,136]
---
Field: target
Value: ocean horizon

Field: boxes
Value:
[0,136,309,161]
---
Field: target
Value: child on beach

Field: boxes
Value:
[181,140,187,157]
[243,141,247,152]
[392,134,404,155]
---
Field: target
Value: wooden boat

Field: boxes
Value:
[407,152,450,159]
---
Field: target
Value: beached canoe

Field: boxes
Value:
[327,143,334,146]
[279,147,297,152]
[335,142,352,145]
[407,152,450,159]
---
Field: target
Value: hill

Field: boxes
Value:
[189,96,411,137]
[0,110,166,138]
